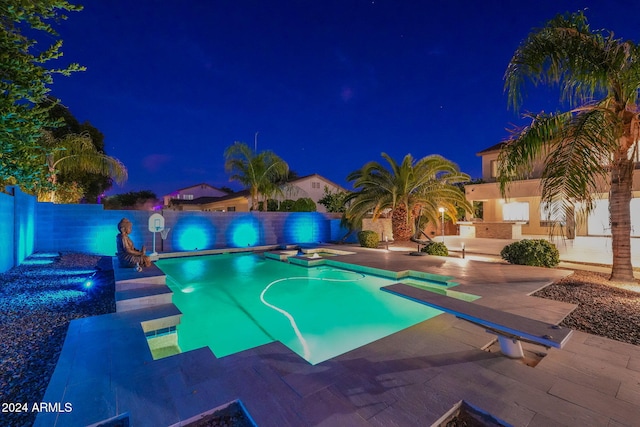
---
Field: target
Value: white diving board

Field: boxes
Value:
[381,283,573,358]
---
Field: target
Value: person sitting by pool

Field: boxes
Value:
[116,218,152,269]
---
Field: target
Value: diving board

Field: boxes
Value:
[381,283,573,358]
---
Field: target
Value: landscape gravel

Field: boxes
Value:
[0,252,115,427]
[533,270,640,346]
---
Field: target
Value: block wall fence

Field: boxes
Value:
[0,187,353,273]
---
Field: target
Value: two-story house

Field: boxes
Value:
[465,143,640,238]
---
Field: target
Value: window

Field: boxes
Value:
[502,202,529,222]
[311,181,321,189]
[180,194,193,200]
[490,160,498,178]
[227,206,236,212]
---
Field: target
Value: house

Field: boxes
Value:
[464,143,640,238]
[271,174,347,213]
[169,190,250,212]
[166,174,347,213]
[163,183,229,208]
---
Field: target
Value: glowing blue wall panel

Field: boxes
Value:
[35,205,152,255]
[13,187,36,266]
[282,212,329,244]
[25,206,336,257]
[0,191,15,273]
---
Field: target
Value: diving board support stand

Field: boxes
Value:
[381,283,573,359]
[497,336,524,359]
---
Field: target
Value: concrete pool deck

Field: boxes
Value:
[36,243,640,426]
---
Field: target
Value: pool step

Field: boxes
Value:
[111,257,167,287]
[112,256,174,313]
[140,303,183,332]
[116,285,173,312]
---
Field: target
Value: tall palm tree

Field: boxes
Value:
[224,141,289,210]
[499,11,639,281]
[346,153,470,241]
[38,130,127,203]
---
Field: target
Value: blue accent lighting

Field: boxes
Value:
[173,216,215,251]
[228,216,261,247]
[83,272,97,289]
[284,213,326,244]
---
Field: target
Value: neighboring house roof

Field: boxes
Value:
[476,142,506,155]
[287,173,347,192]
[169,190,250,205]
[164,183,228,197]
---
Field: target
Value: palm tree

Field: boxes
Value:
[346,153,470,241]
[499,11,639,281]
[224,141,289,210]
[38,131,127,203]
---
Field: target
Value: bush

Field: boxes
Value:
[420,242,449,256]
[357,230,380,248]
[293,197,316,212]
[500,239,560,268]
[278,199,296,211]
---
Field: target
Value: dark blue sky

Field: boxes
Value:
[49,0,640,197]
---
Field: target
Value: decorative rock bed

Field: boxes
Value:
[0,252,115,427]
[533,270,640,346]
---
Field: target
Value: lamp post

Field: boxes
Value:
[438,207,445,243]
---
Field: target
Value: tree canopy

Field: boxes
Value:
[224,141,289,210]
[346,153,471,241]
[102,190,158,210]
[42,99,115,202]
[0,0,85,190]
[37,130,127,203]
[500,10,640,281]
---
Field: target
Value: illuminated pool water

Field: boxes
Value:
[157,253,476,365]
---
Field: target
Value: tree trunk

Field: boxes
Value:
[391,204,413,241]
[608,154,635,281]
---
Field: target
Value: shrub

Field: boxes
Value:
[500,239,560,268]
[278,199,296,211]
[293,197,316,212]
[267,199,279,211]
[357,230,380,248]
[420,242,449,256]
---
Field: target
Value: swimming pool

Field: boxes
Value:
[157,253,476,365]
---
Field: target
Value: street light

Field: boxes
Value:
[438,207,445,243]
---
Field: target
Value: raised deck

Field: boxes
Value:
[381,283,573,358]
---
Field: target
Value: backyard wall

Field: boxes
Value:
[0,187,36,272]
[34,204,350,257]
[0,191,16,272]
[1,191,352,273]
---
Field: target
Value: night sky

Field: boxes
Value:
[48,0,640,198]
